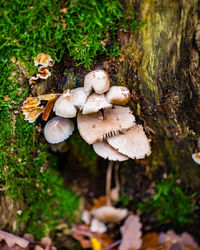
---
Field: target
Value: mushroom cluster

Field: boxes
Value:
[42,69,151,163]
[29,53,53,85]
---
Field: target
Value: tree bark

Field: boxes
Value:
[116,0,200,188]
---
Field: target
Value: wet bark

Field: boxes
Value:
[116,0,200,188]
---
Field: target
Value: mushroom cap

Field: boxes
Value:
[70,87,88,110]
[93,141,128,161]
[34,53,53,67]
[106,86,130,105]
[77,106,135,144]
[22,97,44,123]
[84,69,110,95]
[107,125,151,159]
[90,218,107,233]
[37,66,51,79]
[44,116,74,144]
[82,93,112,115]
[91,206,128,223]
[53,91,77,118]
[192,152,200,165]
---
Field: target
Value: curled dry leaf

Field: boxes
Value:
[42,95,59,121]
[22,97,44,123]
[72,224,113,249]
[119,215,142,250]
[142,233,159,250]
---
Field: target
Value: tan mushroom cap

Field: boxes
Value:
[53,90,77,118]
[90,218,107,233]
[93,141,128,161]
[107,125,151,159]
[34,53,53,67]
[77,106,136,144]
[82,93,112,115]
[91,206,128,223]
[192,152,200,165]
[22,97,44,123]
[44,116,74,144]
[70,87,88,110]
[84,69,110,95]
[106,86,130,105]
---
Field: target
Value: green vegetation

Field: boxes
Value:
[0,114,78,239]
[0,0,142,239]
[138,175,196,227]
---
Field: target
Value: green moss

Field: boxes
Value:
[138,174,197,227]
[0,0,142,239]
[0,114,78,239]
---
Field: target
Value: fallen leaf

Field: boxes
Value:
[0,230,29,248]
[142,232,159,250]
[119,215,142,250]
[42,96,58,121]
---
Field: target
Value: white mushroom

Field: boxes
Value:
[77,106,136,144]
[44,116,74,144]
[192,152,200,165]
[107,125,151,159]
[82,93,112,115]
[53,90,77,118]
[84,69,110,95]
[93,141,128,161]
[91,206,128,223]
[70,87,88,110]
[90,218,107,233]
[106,86,130,105]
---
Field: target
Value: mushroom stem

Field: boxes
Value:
[106,161,113,206]
[114,162,120,192]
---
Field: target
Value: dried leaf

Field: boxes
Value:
[119,215,142,250]
[38,94,58,101]
[0,230,29,248]
[159,230,199,249]
[72,224,113,249]
[142,233,159,250]
[90,196,107,211]
[42,96,58,121]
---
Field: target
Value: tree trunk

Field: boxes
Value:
[116,0,200,189]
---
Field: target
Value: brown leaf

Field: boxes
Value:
[42,96,58,121]
[72,224,114,249]
[90,196,107,211]
[142,233,159,250]
[119,215,142,250]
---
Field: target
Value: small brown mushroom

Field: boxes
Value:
[77,106,135,144]
[34,53,53,67]
[106,86,130,105]
[22,97,44,123]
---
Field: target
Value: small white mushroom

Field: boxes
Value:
[84,69,110,95]
[90,218,107,233]
[91,206,128,223]
[53,90,77,118]
[82,93,112,115]
[70,87,88,110]
[107,125,151,159]
[44,116,74,144]
[81,210,91,225]
[192,152,200,165]
[93,141,128,161]
[106,86,130,105]
[77,106,136,144]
